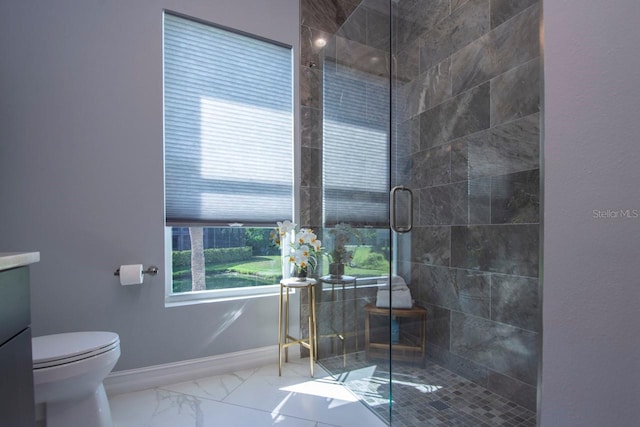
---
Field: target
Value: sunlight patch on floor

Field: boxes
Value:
[280,377,359,404]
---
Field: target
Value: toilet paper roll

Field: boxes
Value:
[119,264,144,286]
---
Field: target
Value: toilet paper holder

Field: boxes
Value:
[113,266,159,276]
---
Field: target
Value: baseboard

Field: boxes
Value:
[104,344,296,396]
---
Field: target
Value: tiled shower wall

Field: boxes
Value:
[299,0,367,359]
[300,0,393,360]
[300,0,362,230]
[300,0,541,411]
[395,0,541,410]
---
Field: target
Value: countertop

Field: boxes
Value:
[0,252,40,271]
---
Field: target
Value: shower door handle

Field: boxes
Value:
[390,185,413,233]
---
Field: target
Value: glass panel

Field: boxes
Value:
[390,0,541,425]
[314,0,541,425]
[169,226,281,293]
[316,0,394,424]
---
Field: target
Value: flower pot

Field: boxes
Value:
[295,266,308,281]
[329,263,344,278]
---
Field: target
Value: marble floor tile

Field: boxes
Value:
[223,371,384,426]
[160,370,250,402]
[109,358,387,427]
[110,388,317,427]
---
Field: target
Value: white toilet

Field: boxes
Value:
[32,331,121,427]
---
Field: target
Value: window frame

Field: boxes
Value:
[162,11,299,305]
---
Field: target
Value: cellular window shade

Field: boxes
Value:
[323,60,390,227]
[163,13,293,226]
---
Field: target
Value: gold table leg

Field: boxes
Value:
[278,283,283,376]
[354,279,358,359]
[278,284,283,376]
[285,286,290,363]
[308,285,314,377]
[312,284,318,362]
[278,279,317,377]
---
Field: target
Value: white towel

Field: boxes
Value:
[377,275,408,290]
[376,287,413,309]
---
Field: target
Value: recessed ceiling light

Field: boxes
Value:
[314,37,327,48]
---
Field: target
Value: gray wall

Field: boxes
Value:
[541,0,640,425]
[0,0,299,371]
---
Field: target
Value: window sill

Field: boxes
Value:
[164,276,389,307]
[165,284,282,307]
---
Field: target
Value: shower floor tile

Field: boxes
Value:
[320,353,536,427]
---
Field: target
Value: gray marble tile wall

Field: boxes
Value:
[300,0,393,360]
[300,0,391,229]
[394,0,541,410]
[300,0,363,229]
[300,0,541,411]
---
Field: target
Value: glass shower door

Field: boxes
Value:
[314,0,541,426]
[315,0,396,424]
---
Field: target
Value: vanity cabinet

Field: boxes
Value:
[0,260,36,427]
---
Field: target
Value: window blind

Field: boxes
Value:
[164,13,293,226]
[323,61,390,227]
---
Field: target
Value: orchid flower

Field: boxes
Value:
[269,229,280,246]
[277,220,296,237]
[292,246,310,267]
[273,220,322,274]
[295,228,315,245]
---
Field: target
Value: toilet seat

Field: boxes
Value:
[33,332,120,369]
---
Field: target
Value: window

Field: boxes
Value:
[163,12,293,302]
[322,59,389,227]
[321,59,391,283]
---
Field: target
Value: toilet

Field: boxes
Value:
[32,331,121,427]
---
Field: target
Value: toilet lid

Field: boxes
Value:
[32,331,120,369]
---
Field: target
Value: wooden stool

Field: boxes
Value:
[278,277,317,377]
[364,303,427,366]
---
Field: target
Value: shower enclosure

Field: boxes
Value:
[301,0,541,425]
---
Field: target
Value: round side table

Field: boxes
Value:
[278,277,317,377]
[318,275,358,367]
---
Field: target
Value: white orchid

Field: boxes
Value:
[296,228,322,252]
[277,220,296,237]
[295,228,315,245]
[291,245,311,269]
[327,223,361,265]
[269,229,280,246]
[311,238,322,253]
[273,220,323,274]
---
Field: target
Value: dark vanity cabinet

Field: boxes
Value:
[0,266,35,427]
